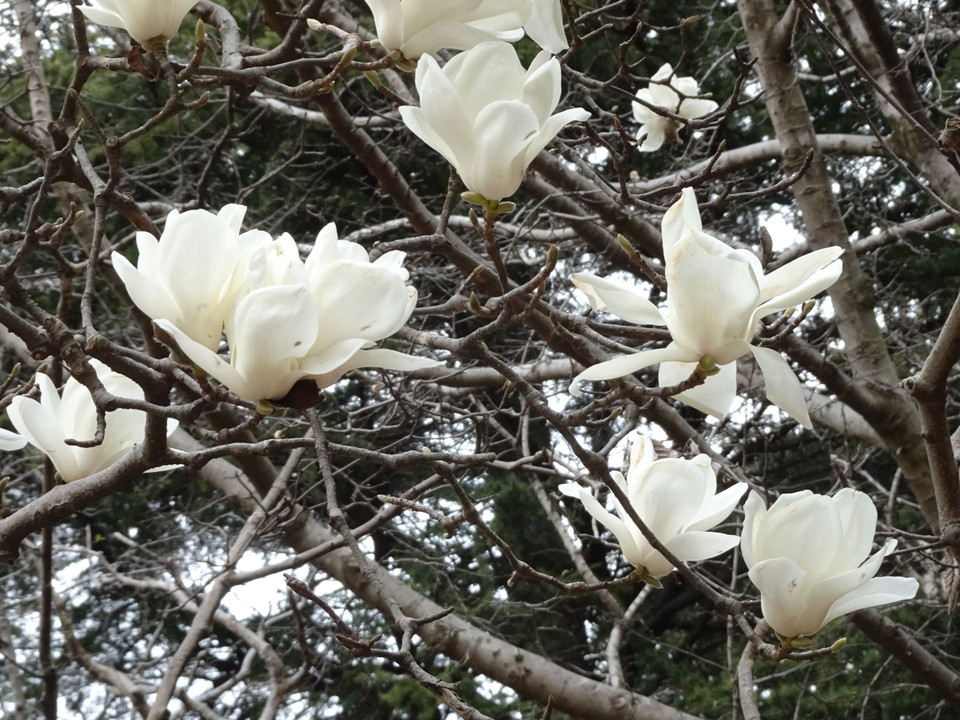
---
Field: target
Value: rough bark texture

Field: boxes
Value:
[737,0,935,527]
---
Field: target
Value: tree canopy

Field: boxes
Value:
[3,0,960,719]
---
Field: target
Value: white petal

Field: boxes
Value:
[658,358,739,419]
[740,490,768,569]
[569,273,665,326]
[559,483,647,568]
[678,97,718,119]
[469,100,541,200]
[309,262,415,345]
[686,481,748,532]
[661,187,703,254]
[753,247,844,319]
[830,489,878,572]
[521,52,562,122]
[306,347,443,389]
[820,576,919,628]
[665,229,761,358]
[749,345,812,428]
[157,320,256,401]
[8,389,81,482]
[749,556,823,638]
[524,0,567,53]
[229,286,320,399]
[665,530,741,564]
[570,345,698,396]
[522,107,590,168]
[636,120,667,152]
[0,428,27,451]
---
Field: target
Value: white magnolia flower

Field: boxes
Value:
[157,224,440,403]
[571,188,844,427]
[742,489,919,640]
[78,0,199,50]
[400,41,589,202]
[113,205,270,351]
[7,360,179,482]
[362,0,566,61]
[559,433,746,578]
[632,64,718,152]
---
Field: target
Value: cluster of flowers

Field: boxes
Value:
[76,0,715,200]
[562,433,919,641]
[0,208,437,482]
[16,0,915,644]
[113,206,440,403]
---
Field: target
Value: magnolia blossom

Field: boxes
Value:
[742,489,919,640]
[559,434,746,578]
[113,205,269,351]
[362,0,566,61]
[157,224,439,403]
[78,0,198,49]
[7,360,178,482]
[400,41,589,202]
[632,64,718,152]
[571,188,844,427]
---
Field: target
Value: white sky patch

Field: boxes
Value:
[759,207,805,252]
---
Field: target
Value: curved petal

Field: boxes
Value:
[648,78,681,109]
[469,100,541,200]
[228,286,319,399]
[8,393,80,481]
[570,273,665,326]
[306,346,442,389]
[678,97,718,119]
[811,538,893,611]
[636,458,711,537]
[753,247,844,320]
[0,428,27,451]
[559,483,647,568]
[686,480,748,532]
[665,529,741,564]
[661,187,703,255]
[363,0,403,51]
[749,345,811,428]
[570,345,698,396]
[631,91,658,124]
[749,556,823,638]
[659,358,739,419]
[665,229,761,358]
[524,0,567,53]
[78,5,126,32]
[522,107,591,168]
[830,489,878,572]
[759,494,842,576]
[406,55,475,164]
[520,52,562,122]
[309,263,415,346]
[455,41,527,112]
[740,490,768,569]
[636,120,667,152]
[157,320,257,401]
[820,576,919,628]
